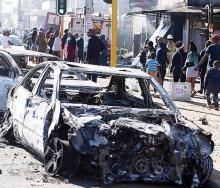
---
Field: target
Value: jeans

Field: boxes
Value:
[206,91,219,107]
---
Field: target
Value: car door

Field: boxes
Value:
[12,65,48,142]
[22,67,61,156]
[0,56,16,118]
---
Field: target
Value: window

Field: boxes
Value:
[37,68,55,100]
[0,57,13,78]
[23,67,45,93]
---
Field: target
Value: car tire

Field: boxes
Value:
[44,137,81,177]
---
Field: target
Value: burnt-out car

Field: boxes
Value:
[0,62,214,187]
[0,49,58,121]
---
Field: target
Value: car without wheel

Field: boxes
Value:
[0,62,214,188]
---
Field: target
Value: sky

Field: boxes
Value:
[2,0,18,13]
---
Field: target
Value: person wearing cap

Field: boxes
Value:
[167,34,175,52]
[86,28,105,82]
[196,34,220,70]
[65,32,77,62]
[170,41,187,82]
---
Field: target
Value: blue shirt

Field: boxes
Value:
[205,44,220,68]
[146,59,160,73]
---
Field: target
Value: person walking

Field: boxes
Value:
[145,52,160,79]
[77,34,84,63]
[48,33,55,54]
[52,30,61,57]
[36,30,47,63]
[205,61,220,111]
[30,29,38,51]
[196,34,220,70]
[86,28,104,82]
[46,27,53,41]
[140,46,148,71]
[170,41,187,82]
[156,37,169,86]
[185,41,199,97]
[61,29,69,51]
[65,32,77,62]
[99,35,108,66]
[197,40,212,94]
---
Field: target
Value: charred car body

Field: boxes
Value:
[0,49,58,121]
[1,62,214,187]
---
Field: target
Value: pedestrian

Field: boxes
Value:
[48,33,55,55]
[30,29,38,51]
[46,27,53,41]
[146,40,156,55]
[76,34,84,63]
[36,30,47,53]
[86,28,105,82]
[52,30,61,57]
[167,34,175,53]
[196,34,220,70]
[197,40,212,94]
[1,30,12,49]
[61,29,69,51]
[145,52,160,79]
[36,30,47,63]
[185,41,199,97]
[204,60,220,111]
[99,35,108,66]
[65,32,77,62]
[170,41,187,82]
[156,37,169,86]
[140,46,148,71]
[22,29,29,49]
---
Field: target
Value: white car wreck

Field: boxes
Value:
[0,49,58,121]
[0,62,214,187]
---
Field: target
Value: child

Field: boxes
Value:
[145,52,160,79]
[205,61,220,110]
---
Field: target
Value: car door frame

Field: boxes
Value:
[21,64,61,156]
[12,63,49,143]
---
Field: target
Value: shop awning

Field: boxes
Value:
[150,23,171,45]
[168,6,220,14]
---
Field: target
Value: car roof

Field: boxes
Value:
[0,49,59,59]
[48,61,151,79]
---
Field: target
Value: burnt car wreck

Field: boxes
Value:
[0,62,214,187]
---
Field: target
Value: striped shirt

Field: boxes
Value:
[146,59,160,73]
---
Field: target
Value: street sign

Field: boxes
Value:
[56,0,67,16]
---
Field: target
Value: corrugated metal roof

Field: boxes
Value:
[168,6,220,14]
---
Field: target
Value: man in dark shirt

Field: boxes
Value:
[198,40,212,94]
[156,37,168,86]
[77,34,84,63]
[170,41,187,82]
[196,34,220,70]
[86,29,105,82]
[61,29,69,50]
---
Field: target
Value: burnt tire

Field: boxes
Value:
[44,138,80,177]
[198,156,213,187]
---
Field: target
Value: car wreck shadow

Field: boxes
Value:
[66,172,185,188]
[207,169,220,188]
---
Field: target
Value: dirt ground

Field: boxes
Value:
[0,78,219,188]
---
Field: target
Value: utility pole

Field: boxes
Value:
[111,0,117,67]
